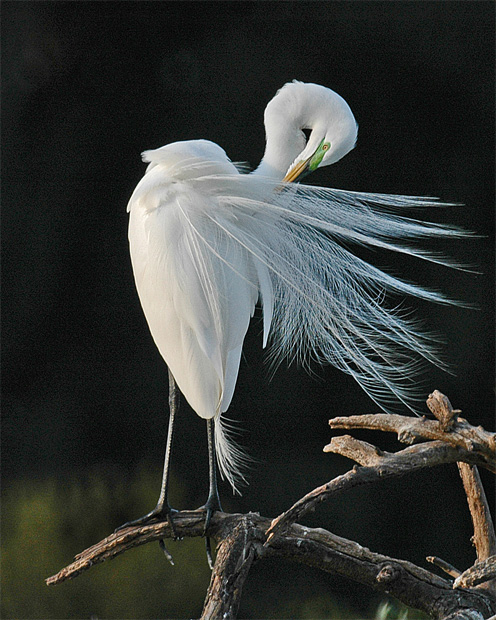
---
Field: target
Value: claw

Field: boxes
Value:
[200,494,222,569]
[204,504,217,569]
[115,504,178,535]
[159,538,175,566]
[205,536,215,570]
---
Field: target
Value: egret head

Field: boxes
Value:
[261,81,358,182]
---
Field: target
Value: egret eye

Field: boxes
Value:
[322,143,330,151]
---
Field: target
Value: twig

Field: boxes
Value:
[427,556,462,579]
[326,413,495,472]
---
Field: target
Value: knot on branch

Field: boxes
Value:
[376,563,401,585]
[396,430,414,444]
[427,390,461,431]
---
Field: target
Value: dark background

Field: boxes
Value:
[2,2,494,618]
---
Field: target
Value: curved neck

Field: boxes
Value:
[253,89,308,179]
[254,124,304,179]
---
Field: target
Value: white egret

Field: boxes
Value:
[121,81,464,559]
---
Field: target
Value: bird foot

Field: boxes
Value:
[114,504,178,538]
[114,504,179,566]
[115,503,178,534]
[199,495,222,535]
[198,495,222,569]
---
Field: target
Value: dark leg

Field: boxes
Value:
[115,368,179,538]
[155,368,180,528]
[204,418,222,568]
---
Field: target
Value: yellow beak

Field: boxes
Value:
[282,157,310,183]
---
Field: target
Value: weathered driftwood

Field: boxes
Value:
[46,392,496,619]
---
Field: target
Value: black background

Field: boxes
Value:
[2,2,494,618]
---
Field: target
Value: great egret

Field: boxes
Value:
[122,81,464,560]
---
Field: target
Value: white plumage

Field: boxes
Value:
[127,81,465,492]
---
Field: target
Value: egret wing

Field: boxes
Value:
[128,157,258,420]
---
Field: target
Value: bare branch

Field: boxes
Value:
[426,389,462,431]
[327,396,495,473]
[46,511,205,586]
[265,391,495,611]
[46,511,496,618]
[458,464,496,562]
[266,438,490,544]
[457,463,496,596]
[201,515,259,620]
